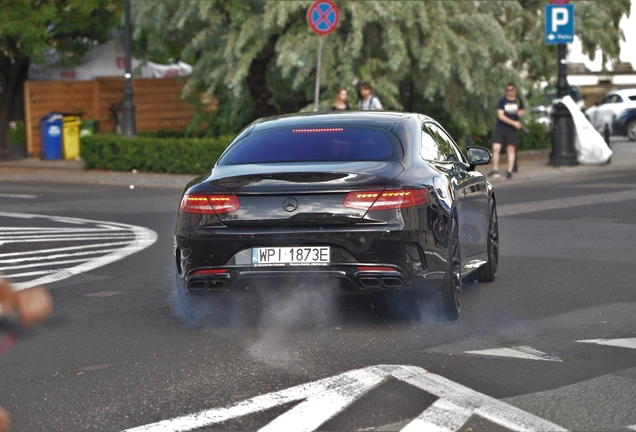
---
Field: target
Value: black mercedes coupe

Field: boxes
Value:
[174,111,498,321]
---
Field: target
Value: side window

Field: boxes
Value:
[420,124,439,160]
[426,123,465,163]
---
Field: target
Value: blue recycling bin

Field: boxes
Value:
[40,113,64,160]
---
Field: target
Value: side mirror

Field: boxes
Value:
[466,146,492,169]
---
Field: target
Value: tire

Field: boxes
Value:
[478,199,499,282]
[627,118,636,142]
[434,219,462,321]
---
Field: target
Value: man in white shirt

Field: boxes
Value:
[358,82,384,110]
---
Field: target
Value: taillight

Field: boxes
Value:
[180,194,240,214]
[357,266,398,272]
[192,269,227,275]
[343,189,428,210]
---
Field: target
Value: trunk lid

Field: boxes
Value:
[204,162,403,227]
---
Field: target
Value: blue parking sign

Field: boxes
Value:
[545,4,574,44]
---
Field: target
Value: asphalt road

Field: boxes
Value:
[1,140,636,431]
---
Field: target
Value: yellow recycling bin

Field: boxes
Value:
[62,116,82,160]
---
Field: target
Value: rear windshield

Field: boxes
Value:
[218,127,402,165]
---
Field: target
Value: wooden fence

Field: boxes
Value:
[24,77,197,157]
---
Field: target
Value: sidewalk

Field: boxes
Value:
[1,141,634,189]
[0,158,194,189]
[482,139,636,187]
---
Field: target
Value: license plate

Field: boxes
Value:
[252,246,330,266]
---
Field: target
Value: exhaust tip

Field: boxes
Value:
[359,277,382,289]
[381,277,404,288]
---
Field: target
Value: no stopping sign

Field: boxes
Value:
[307,0,340,35]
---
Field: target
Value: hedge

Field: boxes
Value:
[81,134,234,174]
[81,124,551,174]
[517,122,552,151]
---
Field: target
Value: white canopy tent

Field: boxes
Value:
[29,40,192,81]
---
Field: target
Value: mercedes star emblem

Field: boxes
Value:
[282,197,299,212]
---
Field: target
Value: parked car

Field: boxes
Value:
[174,111,498,322]
[612,107,636,141]
[585,88,636,133]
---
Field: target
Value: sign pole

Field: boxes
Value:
[545,0,576,166]
[307,0,339,111]
[313,36,323,112]
[551,43,577,166]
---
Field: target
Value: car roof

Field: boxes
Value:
[246,111,431,134]
[607,88,636,97]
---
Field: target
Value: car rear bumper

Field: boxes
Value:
[175,227,448,294]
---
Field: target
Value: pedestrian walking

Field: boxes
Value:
[489,83,525,179]
[357,82,384,111]
[331,88,351,111]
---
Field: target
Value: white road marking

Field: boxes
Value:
[1,257,96,271]
[498,189,636,217]
[5,270,57,278]
[0,233,131,243]
[0,242,131,258]
[0,226,130,234]
[401,398,472,432]
[464,346,562,362]
[0,248,118,264]
[577,338,636,350]
[627,424,636,431]
[0,193,38,199]
[0,212,156,290]
[123,364,566,432]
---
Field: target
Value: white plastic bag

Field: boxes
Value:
[557,95,612,164]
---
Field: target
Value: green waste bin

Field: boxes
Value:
[80,119,99,138]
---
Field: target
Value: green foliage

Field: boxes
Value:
[8,121,26,146]
[518,122,552,151]
[0,0,122,75]
[0,0,122,151]
[81,134,233,174]
[130,0,630,138]
[137,130,190,139]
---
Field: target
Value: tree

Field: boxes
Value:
[0,0,122,159]
[131,0,631,139]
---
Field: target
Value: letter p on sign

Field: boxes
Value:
[552,7,569,32]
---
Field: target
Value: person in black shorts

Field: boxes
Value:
[489,83,525,179]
